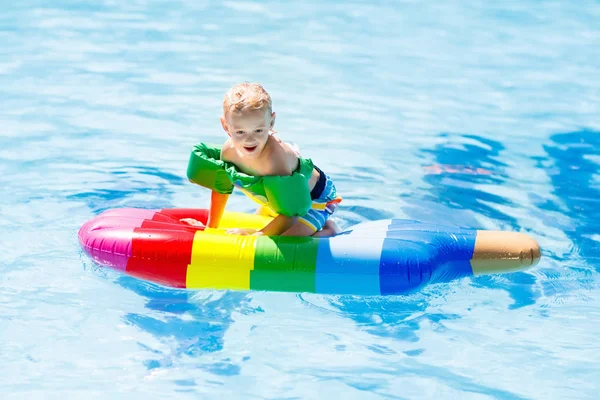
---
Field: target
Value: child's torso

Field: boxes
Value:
[223,135,320,191]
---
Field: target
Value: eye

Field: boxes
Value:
[236,130,245,135]
[255,129,263,133]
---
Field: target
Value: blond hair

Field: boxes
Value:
[223,82,272,116]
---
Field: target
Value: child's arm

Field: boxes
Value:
[207,190,229,228]
[186,142,235,228]
[258,214,297,236]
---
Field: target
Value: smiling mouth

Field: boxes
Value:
[244,145,258,152]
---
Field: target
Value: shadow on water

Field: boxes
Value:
[117,276,257,377]
[538,129,600,269]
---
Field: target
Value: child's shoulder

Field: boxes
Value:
[220,139,236,161]
[267,136,301,175]
[268,135,300,157]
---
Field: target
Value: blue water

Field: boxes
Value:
[1,1,599,398]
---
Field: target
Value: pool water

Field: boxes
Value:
[1,1,599,398]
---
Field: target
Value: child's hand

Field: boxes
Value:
[226,227,262,236]
[180,218,205,227]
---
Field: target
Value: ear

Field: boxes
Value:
[270,112,276,129]
[220,115,231,136]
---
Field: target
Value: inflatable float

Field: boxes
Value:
[78,208,541,295]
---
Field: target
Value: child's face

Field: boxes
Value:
[221,108,275,158]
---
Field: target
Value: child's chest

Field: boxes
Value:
[232,154,272,177]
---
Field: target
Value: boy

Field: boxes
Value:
[185,82,341,237]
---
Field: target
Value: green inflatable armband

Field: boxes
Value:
[186,141,316,216]
[263,174,312,217]
[186,143,234,194]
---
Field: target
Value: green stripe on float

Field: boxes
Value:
[251,236,319,293]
